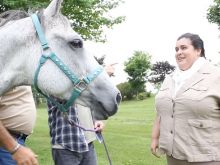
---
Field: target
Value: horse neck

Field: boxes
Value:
[0,17,40,89]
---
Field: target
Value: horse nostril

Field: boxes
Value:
[116,92,122,104]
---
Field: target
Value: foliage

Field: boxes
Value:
[0,0,48,12]
[124,51,152,97]
[148,61,175,87]
[207,0,220,29]
[117,82,134,100]
[137,91,151,100]
[63,0,125,42]
[0,0,125,42]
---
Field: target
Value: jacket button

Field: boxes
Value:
[199,123,203,127]
[170,130,173,134]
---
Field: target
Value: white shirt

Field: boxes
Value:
[172,57,206,96]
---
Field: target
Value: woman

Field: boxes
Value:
[151,33,220,165]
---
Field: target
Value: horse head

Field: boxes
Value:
[0,0,121,120]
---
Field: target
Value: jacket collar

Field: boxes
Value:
[174,61,210,97]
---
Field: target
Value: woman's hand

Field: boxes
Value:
[150,115,161,158]
[150,138,160,158]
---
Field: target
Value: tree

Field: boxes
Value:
[124,51,152,97]
[0,0,48,12]
[0,0,125,42]
[148,61,175,87]
[207,0,220,29]
[117,82,133,100]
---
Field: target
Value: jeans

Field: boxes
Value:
[0,136,25,165]
[52,143,97,165]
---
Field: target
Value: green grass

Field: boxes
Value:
[26,97,167,165]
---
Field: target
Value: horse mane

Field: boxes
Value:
[0,10,30,27]
[0,9,46,28]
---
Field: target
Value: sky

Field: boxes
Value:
[85,0,220,85]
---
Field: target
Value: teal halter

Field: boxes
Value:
[31,14,103,112]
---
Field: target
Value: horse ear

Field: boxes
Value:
[44,0,63,17]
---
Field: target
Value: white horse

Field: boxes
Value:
[0,0,121,120]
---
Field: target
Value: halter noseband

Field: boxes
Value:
[31,14,103,112]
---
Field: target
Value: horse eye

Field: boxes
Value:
[70,39,83,48]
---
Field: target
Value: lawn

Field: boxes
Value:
[26,97,167,165]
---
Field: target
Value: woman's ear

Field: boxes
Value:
[197,49,202,57]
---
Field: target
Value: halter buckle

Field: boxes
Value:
[74,80,88,92]
[42,47,52,57]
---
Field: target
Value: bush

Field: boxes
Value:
[137,91,151,100]
[117,82,134,100]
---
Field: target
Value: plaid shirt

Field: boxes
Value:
[47,101,89,153]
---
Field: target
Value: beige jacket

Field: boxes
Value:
[0,86,36,135]
[155,62,220,162]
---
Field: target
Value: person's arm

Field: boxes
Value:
[150,114,160,158]
[0,121,38,165]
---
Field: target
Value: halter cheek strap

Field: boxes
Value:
[31,14,103,112]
